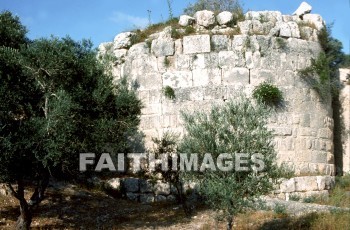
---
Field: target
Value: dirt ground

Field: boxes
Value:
[0,183,320,230]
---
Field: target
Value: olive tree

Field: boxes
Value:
[179,94,281,230]
[0,11,142,229]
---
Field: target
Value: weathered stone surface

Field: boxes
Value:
[155,195,167,202]
[151,38,175,57]
[175,39,183,54]
[183,35,211,54]
[179,15,195,27]
[293,2,312,16]
[123,178,139,192]
[140,179,154,193]
[140,194,154,203]
[114,32,135,49]
[276,21,300,38]
[211,35,230,51]
[216,11,233,25]
[245,11,283,23]
[162,71,192,88]
[126,192,139,201]
[194,10,216,27]
[113,49,127,64]
[280,178,296,193]
[294,176,318,192]
[167,195,177,202]
[302,14,325,30]
[238,20,252,35]
[154,181,171,195]
[222,67,249,85]
[98,42,113,56]
[127,42,150,59]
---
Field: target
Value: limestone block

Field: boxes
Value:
[163,71,192,88]
[123,178,140,192]
[324,176,335,189]
[113,49,128,65]
[113,32,136,49]
[126,192,139,201]
[217,11,233,25]
[294,176,318,192]
[175,54,192,70]
[140,179,154,193]
[232,35,249,50]
[127,42,150,59]
[222,67,249,85]
[238,20,252,35]
[276,21,299,38]
[311,151,327,163]
[183,35,211,54]
[194,10,216,27]
[293,2,312,16]
[161,115,178,128]
[245,51,261,69]
[140,116,160,130]
[192,68,222,86]
[179,15,195,27]
[155,195,167,202]
[245,11,283,23]
[211,35,231,52]
[154,181,171,195]
[280,178,296,193]
[151,38,175,57]
[140,194,155,203]
[175,39,183,54]
[274,127,293,136]
[250,69,275,86]
[219,51,245,68]
[303,14,326,30]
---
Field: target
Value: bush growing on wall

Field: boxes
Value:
[253,82,283,106]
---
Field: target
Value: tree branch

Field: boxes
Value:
[6,183,20,200]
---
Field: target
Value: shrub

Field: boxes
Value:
[163,85,176,99]
[184,0,243,16]
[276,37,287,50]
[179,93,283,229]
[253,82,283,106]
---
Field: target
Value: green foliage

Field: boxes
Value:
[163,85,176,99]
[253,82,283,106]
[184,0,242,16]
[179,94,282,228]
[274,204,288,216]
[303,196,317,203]
[164,57,170,67]
[0,11,28,48]
[341,54,350,68]
[0,11,142,228]
[276,37,287,50]
[298,52,332,100]
[289,194,301,201]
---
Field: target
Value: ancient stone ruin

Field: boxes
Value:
[97,2,350,202]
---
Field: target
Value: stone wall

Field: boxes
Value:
[105,175,334,203]
[100,8,335,176]
[339,68,350,174]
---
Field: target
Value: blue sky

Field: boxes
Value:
[1,0,349,53]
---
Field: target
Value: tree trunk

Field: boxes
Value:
[10,179,32,230]
[16,199,32,230]
[226,215,234,230]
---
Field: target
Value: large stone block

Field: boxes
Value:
[114,32,136,49]
[183,35,211,54]
[294,176,318,192]
[194,10,216,27]
[192,68,222,86]
[217,11,233,25]
[151,38,175,57]
[123,178,140,192]
[218,51,245,68]
[211,35,231,52]
[140,194,155,203]
[140,179,154,193]
[162,71,193,88]
[280,178,296,193]
[293,2,312,16]
[302,14,325,30]
[222,67,249,85]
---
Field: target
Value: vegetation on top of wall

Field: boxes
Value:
[183,0,243,16]
[253,82,283,106]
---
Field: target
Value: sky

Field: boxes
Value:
[1,0,349,53]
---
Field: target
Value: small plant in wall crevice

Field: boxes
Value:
[163,85,176,99]
[253,82,283,106]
